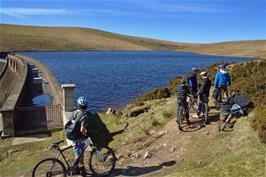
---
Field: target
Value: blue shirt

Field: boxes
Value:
[214,71,231,87]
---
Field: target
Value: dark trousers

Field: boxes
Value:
[176,100,189,120]
[190,87,198,98]
[217,86,229,102]
[197,95,209,115]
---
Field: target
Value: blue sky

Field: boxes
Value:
[0,0,265,43]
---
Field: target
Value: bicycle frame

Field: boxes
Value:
[53,137,95,169]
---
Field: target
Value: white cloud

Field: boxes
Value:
[132,1,222,13]
[0,8,68,19]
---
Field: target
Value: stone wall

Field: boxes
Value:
[0,55,28,135]
[0,59,7,79]
[16,54,63,106]
[0,55,28,110]
[0,54,75,136]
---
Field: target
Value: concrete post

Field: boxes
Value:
[1,111,15,137]
[61,84,76,112]
[61,84,75,145]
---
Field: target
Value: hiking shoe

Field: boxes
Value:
[186,120,192,125]
[79,166,86,177]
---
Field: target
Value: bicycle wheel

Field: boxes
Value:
[187,95,197,111]
[186,96,192,110]
[89,147,116,176]
[32,158,66,177]
[218,112,232,132]
[203,103,208,126]
[177,106,184,131]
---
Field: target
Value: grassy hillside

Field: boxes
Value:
[180,40,266,59]
[1,24,265,60]
[0,24,191,52]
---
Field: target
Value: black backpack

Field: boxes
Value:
[64,110,87,140]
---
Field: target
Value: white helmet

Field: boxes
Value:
[200,71,208,76]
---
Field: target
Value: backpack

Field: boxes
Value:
[220,95,251,117]
[64,110,87,140]
[230,104,245,117]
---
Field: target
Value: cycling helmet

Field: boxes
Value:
[77,96,88,109]
[219,64,226,69]
[192,67,198,71]
[200,71,208,76]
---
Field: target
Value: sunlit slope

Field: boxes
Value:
[0,24,191,52]
[180,40,266,59]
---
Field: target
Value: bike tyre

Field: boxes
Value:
[178,106,184,131]
[203,103,208,126]
[32,158,67,177]
[89,146,116,176]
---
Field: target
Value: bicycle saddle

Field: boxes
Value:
[51,140,64,148]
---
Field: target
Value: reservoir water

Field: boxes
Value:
[20,51,253,111]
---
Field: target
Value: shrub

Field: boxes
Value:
[229,60,266,106]
[132,87,171,106]
[168,76,182,93]
[162,111,173,119]
[132,76,182,106]
[251,107,266,143]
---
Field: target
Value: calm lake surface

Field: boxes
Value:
[20,51,252,111]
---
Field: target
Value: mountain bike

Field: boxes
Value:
[32,137,116,177]
[177,103,198,131]
[218,111,234,132]
[177,104,186,131]
[186,94,198,111]
[202,102,208,126]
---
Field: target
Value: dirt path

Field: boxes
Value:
[111,102,221,176]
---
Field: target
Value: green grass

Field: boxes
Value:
[0,61,5,73]
[101,97,176,147]
[0,131,73,177]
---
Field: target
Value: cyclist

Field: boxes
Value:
[176,79,191,125]
[196,71,211,119]
[67,96,90,176]
[186,67,199,98]
[214,64,231,102]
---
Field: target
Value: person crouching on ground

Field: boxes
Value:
[176,79,191,125]
[196,71,211,119]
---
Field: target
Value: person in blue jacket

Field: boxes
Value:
[186,67,199,98]
[214,64,231,102]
